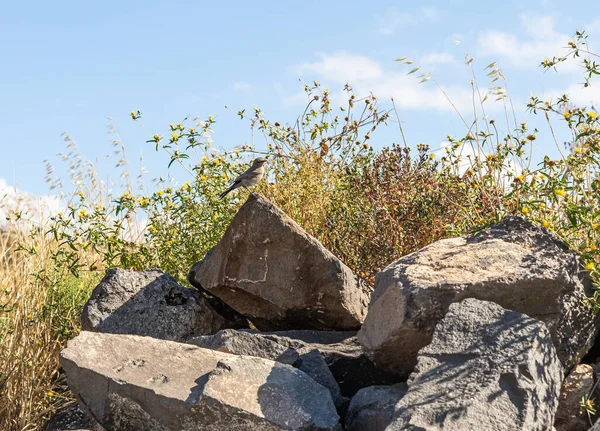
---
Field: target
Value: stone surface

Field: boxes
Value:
[188,193,372,331]
[188,329,345,408]
[359,216,597,377]
[296,347,345,409]
[245,330,401,396]
[60,331,340,431]
[555,364,595,431]
[344,384,407,431]
[188,329,299,365]
[387,298,563,431]
[45,404,104,431]
[81,268,235,341]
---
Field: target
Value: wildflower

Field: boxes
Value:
[429,154,435,160]
[181,182,190,190]
[78,191,84,198]
[78,283,85,290]
[166,187,172,194]
[564,111,572,119]
[176,123,183,129]
[47,391,54,397]
[208,115,214,121]
[515,175,524,182]
[592,223,599,230]
[171,133,179,140]
[542,220,551,228]
[27,314,32,319]
[157,190,164,196]
[95,205,102,211]
[555,189,566,197]
[589,111,597,119]
[153,134,162,142]
[147,225,156,232]
[592,245,598,251]
[78,209,87,218]
[221,173,227,179]
[568,40,577,48]
[575,147,582,154]
[200,176,208,181]
[521,207,530,215]
[586,262,595,271]
[189,127,196,134]
[527,134,536,141]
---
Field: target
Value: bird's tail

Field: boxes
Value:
[219,182,238,199]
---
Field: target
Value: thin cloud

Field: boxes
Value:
[376,7,441,35]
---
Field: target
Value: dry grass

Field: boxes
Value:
[0,226,100,430]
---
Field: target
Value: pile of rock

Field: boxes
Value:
[53,193,600,430]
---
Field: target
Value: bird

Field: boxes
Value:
[219,157,267,198]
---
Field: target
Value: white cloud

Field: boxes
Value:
[476,14,575,70]
[421,51,455,66]
[296,52,383,83]
[0,179,62,230]
[233,81,253,94]
[294,52,507,115]
[376,7,441,35]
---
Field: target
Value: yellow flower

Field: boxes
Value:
[200,176,208,181]
[78,209,87,218]
[95,205,102,211]
[586,262,595,271]
[208,115,214,121]
[27,314,32,319]
[157,190,164,196]
[202,156,209,162]
[555,189,566,197]
[564,111,572,119]
[166,187,172,193]
[568,40,576,48]
[521,207,530,214]
[189,127,195,134]
[171,133,179,140]
[542,220,551,228]
[47,391,54,397]
[221,173,227,179]
[181,182,189,190]
[176,123,183,129]
[575,147,582,154]
[589,111,597,119]
[429,154,435,160]
[78,283,85,290]
[591,245,598,251]
[593,223,599,230]
[516,175,524,182]
[154,134,162,142]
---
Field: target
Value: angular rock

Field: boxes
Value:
[45,404,104,431]
[244,330,402,396]
[188,329,299,365]
[555,364,595,431]
[344,384,407,431]
[387,298,563,431]
[81,268,239,341]
[60,331,340,430]
[188,193,371,331]
[359,216,597,377]
[188,329,345,408]
[296,347,345,409]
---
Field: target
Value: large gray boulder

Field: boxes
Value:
[81,268,237,341]
[189,329,345,408]
[60,331,341,430]
[387,298,563,431]
[243,330,401,396]
[359,216,597,377]
[188,193,371,331]
[345,384,407,431]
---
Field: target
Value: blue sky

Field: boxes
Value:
[2,0,600,197]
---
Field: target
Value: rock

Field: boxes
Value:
[81,268,241,341]
[555,364,595,431]
[359,216,597,377]
[387,298,563,431]
[344,384,407,431]
[245,330,401,396]
[188,329,345,408]
[296,347,346,409]
[188,193,371,331]
[188,329,299,365]
[60,331,341,430]
[44,404,104,431]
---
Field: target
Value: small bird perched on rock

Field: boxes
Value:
[219,157,267,198]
